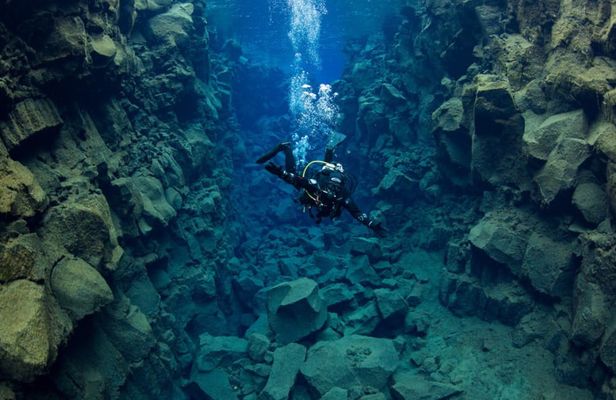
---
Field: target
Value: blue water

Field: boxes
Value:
[208,0,403,82]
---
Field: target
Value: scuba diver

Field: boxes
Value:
[256,142,385,235]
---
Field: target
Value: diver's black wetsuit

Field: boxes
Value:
[256,142,384,234]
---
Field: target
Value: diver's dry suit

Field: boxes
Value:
[256,142,384,235]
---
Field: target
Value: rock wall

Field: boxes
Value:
[334,0,616,397]
[322,1,616,398]
[0,0,240,398]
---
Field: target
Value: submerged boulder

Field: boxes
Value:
[90,34,117,65]
[41,194,121,268]
[0,158,47,218]
[374,288,408,321]
[432,97,471,184]
[535,138,590,205]
[468,214,528,273]
[523,110,587,161]
[0,280,55,381]
[0,98,63,152]
[471,75,526,187]
[51,257,114,320]
[146,3,194,47]
[572,182,608,225]
[194,334,248,373]
[601,323,616,373]
[391,371,463,400]
[300,335,399,396]
[0,234,47,282]
[109,175,176,235]
[259,343,306,400]
[571,278,608,347]
[590,122,616,161]
[521,233,576,298]
[189,334,248,400]
[266,278,327,344]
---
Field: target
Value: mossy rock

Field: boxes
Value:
[0,234,47,282]
[0,158,47,218]
[41,194,120,268]
[0,280,53,381]
[51,257,113,320]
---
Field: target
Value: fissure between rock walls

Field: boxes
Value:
[0,0,616,399]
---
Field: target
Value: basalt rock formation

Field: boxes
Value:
[0,0,239,397]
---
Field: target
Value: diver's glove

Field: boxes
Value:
[368,220,387,237]
[264,162,284,177]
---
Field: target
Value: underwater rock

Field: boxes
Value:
[475,5,503,36]
[495,35,543,90]
[471,75,526,186]
[321,387,348,400]
[0,98,63,152]
[343,301,381,336]
[608,163,616,214]
[0,384,14,400]
[132,175,177,228]
[546,56,616,110]
[390,371,463,400]
[0,158,47,218]
[90,34,117,65]
[247,333,270,362]
[600,323,616,373]
[380,83,407,106]
[266,278,327,344]
[194,334,248,371]
[511,311,553,348]
[349,237,382,262]
[41,194,121,268]
[389,115,415,146]
[146,3,194,47]
[187,369,239,400]
[440,274,533,326]
[468,214,528,273]
[571,277,608,347]
[521,233,575,298]
[372,169,419,202]
[51,257,113,320]
[535,137,590,205]
[110,175,176,235]
[100,298,155,363]
[300,335,399,396]
[189,335,248,400]
[233,272,264,307]
[374,288,408,321]
[52,322,130,399]
[135,0,173,11]
[358,95,388,142]
[39,16,87,63]
[572,182,608,225]
[321,283,356,309]
[259,343,306,400]
[590,121,616,162]
[514,79,547,114]
[0,233,47,283]
[0,280,55,381]
[523,110,587,161]
[432,97,471,183]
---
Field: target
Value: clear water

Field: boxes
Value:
[207,0,403,81]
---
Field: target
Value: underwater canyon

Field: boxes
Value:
[0,0,616,399]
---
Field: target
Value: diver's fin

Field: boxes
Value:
[256,142,291,164]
